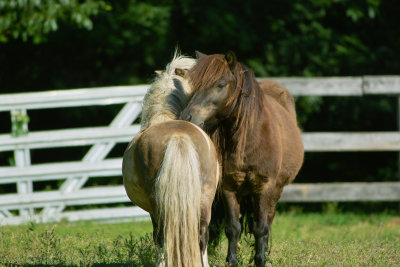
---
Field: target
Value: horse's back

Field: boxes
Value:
[122,120,219,214]
[261,88,304,186]
[258,79,296,117]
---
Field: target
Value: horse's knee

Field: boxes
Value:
[253,219,269,239]
[225,219,241,239]
[267,206,276,224]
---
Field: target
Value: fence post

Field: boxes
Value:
[397,96,400,214]
[398,96,400,184]
[11,109,33,217]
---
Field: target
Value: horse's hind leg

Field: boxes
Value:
[151,215,163,247]
[151,215,165,266]
[200,218,210,267]
[223,190,241,267]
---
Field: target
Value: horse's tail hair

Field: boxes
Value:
[155,134,202,267]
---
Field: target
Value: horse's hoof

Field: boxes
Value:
[226,258,238,267]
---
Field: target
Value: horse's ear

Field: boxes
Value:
[195,51,207,59]
[175,68,188,77]
[225,50,237,70]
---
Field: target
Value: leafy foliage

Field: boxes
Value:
[1,0,399,88]
[0,0,399,187]
[0,0,109,43]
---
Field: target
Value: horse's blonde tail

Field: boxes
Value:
[155,134,202,267]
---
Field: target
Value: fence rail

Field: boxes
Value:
[0,85,148,111]
[1,75,399,225]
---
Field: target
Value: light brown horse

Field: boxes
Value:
[180,52,304,266]
[123,53,220,267]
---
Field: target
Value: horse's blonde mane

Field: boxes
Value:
[140,51,196,130]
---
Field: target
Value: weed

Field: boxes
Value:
[78,243,95,267]
[96,242,109,264]
[37,227,63,264]
[111,236,125,262]
[123,232,136,262]
[132,234,160,266]
[237,233,255,266]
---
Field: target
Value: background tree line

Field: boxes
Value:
[0,0,399,211]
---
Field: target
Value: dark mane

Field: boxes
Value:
[189,54,264,163]
[189,54,234,95]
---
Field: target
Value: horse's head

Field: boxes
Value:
[140,51,196,130]
[181,51,263,161]
[180,51,241,129]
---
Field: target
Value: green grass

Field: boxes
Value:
[1,212,399,266]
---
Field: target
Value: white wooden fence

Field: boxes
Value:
[0,76,399,225]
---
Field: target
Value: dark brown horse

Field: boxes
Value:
[180,52,304,266]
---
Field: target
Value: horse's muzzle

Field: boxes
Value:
[181,113,192,121]
[180,112,206,128]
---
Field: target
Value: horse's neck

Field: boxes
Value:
[227,117,261,142]
[222,90,265,157]
[141,54,195,130]
[141,75,189,130]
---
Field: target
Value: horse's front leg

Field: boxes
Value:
[253,183,281,267]
[252,195,270,267]
[223,190,241,267]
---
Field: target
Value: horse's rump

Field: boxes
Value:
[123,120,219,267]
[123,120,219,211]
[258,80,296,116]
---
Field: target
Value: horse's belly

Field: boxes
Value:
[122,139,153,214]
[124,177,153,214]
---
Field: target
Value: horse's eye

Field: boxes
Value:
[217,81,226,89]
